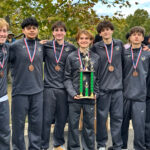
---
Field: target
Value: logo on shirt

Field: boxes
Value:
[65,47,70,52]
[38,48,42,52]
[115,46,120,51]
[141,56,145,61]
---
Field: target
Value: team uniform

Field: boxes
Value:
[64,50,100,150]
[121,46,150,150]
[0,43,10,150]
[91,39,124,150]
[145,45,150,150]
[41,40,76,149]
[146,73,150,150]
[9,38,43,150]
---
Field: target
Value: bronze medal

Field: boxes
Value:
[133,70,138,77]
[108,65,114,72]
[0,71,4,78]
[55,65,61,71]
[29,64,34,72]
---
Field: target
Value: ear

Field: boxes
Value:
[22,29,25,34]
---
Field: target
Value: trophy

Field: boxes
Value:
[79,54,95,99]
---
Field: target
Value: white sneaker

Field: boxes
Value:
[122,149,128,150]
[98,147,106,150]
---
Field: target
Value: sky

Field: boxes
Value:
[93,0,150,18]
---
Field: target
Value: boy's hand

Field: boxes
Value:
[40,40,48,44]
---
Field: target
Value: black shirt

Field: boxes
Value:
[43,40,76,89]
[9,38,44,96]
[123,47,150,101]
[0,43,9,97]
[91,39,124,91]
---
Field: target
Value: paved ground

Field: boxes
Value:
[10,128,134,150]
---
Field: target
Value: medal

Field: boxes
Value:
[24,38,37,71]
[104,41,114,72]
[108,65,114,72]
[131,47,142,77]
[0,71,4,78]
[133,70,138,77]
[29,64,34,72]
[55,65,61,71]
[53,40,64,71]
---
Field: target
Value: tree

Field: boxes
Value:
[0,0,137,40]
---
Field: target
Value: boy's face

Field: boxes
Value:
[130,32,144,45]
[52,27,66,41]
[100,27,113,40]
[22,25,38,39]
[0,26,8,44]
[77,33,92,49]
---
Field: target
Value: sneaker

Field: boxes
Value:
[98,147,106,150]
[53,145,66,150]
[122,149,128,150]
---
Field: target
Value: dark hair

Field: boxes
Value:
[129,26,145,37]
[51,21,67,32]
[126,32,130,40]
[96,20,114,33]
[21,17,38,29]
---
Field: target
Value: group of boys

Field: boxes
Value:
[0,16,150,150]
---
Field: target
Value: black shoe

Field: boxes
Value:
[108,146,113,150]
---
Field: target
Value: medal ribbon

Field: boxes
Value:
[131,47,142,70]
[0,47,6,69]
[78,48,89,70]
[104,41,114,64]
[24,38,37,63]
[53,40,64,64]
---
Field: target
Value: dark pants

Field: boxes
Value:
[96,90,123,150]
[11,92,43,150]
[68,102,95,150]
[121,99,146,150]
[146,97,150,149]
[0,100,10,150]
[41,88,68,149]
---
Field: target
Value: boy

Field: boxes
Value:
[64,30,100,150]
[0,18,10,150]
[91,20,124,150]
[121,26,149,150]
[9,17,43,150]
[41,21,76,150]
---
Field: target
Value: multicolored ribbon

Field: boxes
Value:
[53,40,64,64]
[24,38,37,63]
[131,47,142,70]
[104,41,114,64]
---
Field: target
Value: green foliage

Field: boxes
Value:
[2,0,149,44]
[0,0,136,40]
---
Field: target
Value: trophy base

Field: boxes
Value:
[79,96,95,99]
